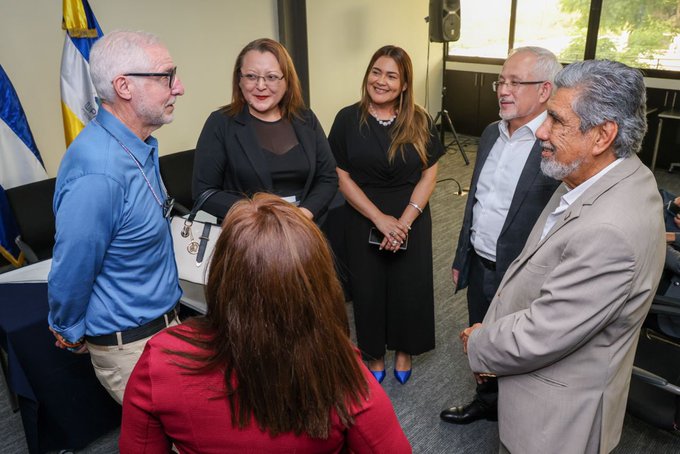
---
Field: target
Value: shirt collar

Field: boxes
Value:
[562,157,624,206]
[498,110,548,141]
[96,108,158,165]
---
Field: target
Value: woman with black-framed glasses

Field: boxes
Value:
[192,38,337,224]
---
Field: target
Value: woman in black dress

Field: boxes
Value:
[328,46,444,385]
[192,38,337,222]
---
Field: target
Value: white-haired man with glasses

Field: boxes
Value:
[462,59,664,454]
[48,30,185,404]
[441,47,562,425]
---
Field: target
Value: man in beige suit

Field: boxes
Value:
[463,59,665,454]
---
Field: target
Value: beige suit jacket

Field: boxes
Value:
[467,155,665,454]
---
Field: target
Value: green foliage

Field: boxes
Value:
[557,0,680,68]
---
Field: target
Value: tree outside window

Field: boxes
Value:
[448,0,680,73]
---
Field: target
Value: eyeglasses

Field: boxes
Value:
[123,66,177,89]
[492,80,545,92]
[239,73,285,86]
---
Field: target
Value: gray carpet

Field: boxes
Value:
[2,135,680,453]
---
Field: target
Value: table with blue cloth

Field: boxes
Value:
[0,282,120,453]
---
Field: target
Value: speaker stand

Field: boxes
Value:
[433,44,469,165]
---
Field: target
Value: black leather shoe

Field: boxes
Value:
[439,399,498,424]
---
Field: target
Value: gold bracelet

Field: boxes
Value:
[408,201,423,214]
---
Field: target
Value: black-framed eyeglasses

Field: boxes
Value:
[239,72,285,86]
[492,80,545,92]
[124,66,177,89]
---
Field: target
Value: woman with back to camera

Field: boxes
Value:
[192,38,337,222]
[328,46,444,385]
[119,194,411,453]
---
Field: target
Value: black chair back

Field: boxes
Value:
[159,149,195,214]
[5,178,56,263]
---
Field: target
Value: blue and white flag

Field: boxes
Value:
[61,0,103,146]
[0,64,48,266]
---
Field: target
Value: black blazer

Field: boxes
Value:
[192,106,338,220]
[452,121,561,291]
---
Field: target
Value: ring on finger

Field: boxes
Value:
[389,231,396,236]
[392,240,398,245]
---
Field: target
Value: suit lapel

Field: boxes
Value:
[499,140,543,236]
[467,125,500,202]
[290,114,315,196]
[234,107,273,189]
[504,156,642,279]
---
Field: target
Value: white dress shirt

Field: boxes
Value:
[471,111,547,262]
[540,158,624,240]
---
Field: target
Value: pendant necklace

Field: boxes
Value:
[368,103,397,127]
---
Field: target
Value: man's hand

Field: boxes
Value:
[49,327,88,354]
[460,323,483,354]
[452,268,460,288]
[473,372,487,384]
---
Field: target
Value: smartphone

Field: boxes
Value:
[668,200,680,217]
[369,227,408,250]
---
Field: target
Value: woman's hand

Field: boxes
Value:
[299,207,314,220]
[374,214,409,252]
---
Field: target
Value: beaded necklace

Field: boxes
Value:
[368,103,397,127]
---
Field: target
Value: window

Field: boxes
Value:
[595,0,680,71]
[514,0,584,64]
[448,0,680,76]
[447,0,511,59]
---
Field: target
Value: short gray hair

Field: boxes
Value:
[554,60,647,158]
[509,46,562,83]
[90,30,163,103]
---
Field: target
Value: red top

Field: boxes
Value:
[120,325,411,454]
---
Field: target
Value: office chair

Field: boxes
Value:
[159,149,194,215]
[627,289,680,431]
[4,178,56,264]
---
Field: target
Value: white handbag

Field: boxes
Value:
[170,189,220,285]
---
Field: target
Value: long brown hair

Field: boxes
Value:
[224,38,306,120]
[360,45,432,167]
[170,194,368,439]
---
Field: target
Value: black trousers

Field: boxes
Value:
[466,250,498,325]
[466,250,500,405]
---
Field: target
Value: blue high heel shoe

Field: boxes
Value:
[394,368,412,384]
[370,369,386,383]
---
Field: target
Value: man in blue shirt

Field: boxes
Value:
[48,30,185,404]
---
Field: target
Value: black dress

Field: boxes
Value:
[328,103,444,360]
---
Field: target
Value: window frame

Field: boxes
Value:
[446,0,680,80]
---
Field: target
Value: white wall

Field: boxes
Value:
[306,0,444,132]
[1,0,446,177]
[0,0,277,177]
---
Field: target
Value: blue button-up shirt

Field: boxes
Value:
[48,108,181,342]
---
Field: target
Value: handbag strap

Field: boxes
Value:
[196,222,213,266]
[187,189,220,223]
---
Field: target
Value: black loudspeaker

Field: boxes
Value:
[428,0,461,43]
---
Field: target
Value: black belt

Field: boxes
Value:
[475,251,496,271]
[85,305,178,346]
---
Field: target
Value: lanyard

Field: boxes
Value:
[92,119,174,217]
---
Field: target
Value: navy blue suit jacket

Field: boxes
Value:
[452,121,560,292]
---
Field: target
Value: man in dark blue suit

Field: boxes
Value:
[440,47,562,425]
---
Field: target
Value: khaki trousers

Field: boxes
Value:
[86,317,179,404]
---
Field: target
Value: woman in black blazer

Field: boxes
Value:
[193,38,337,222]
